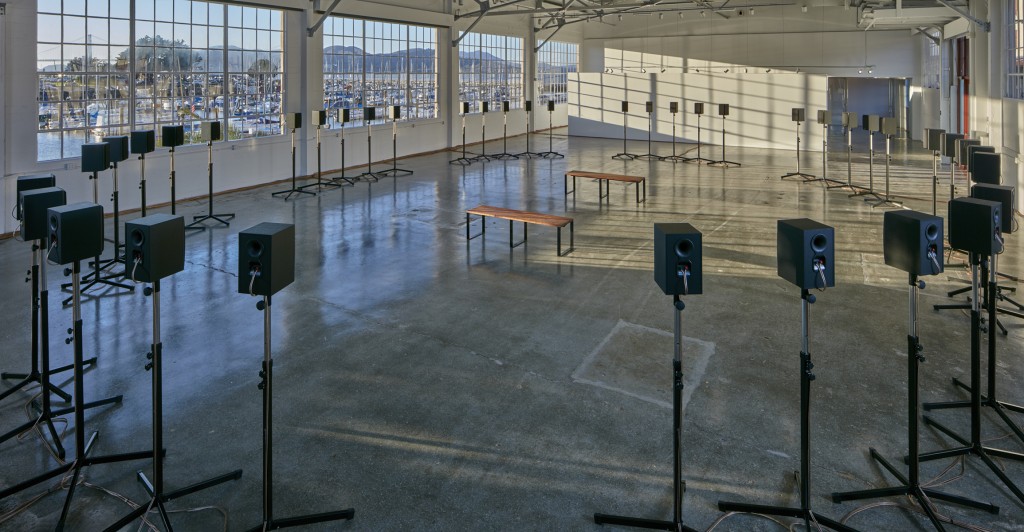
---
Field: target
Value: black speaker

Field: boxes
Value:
[311,109,328,126]
[948,197,1002,256]
[718,104,730,116]
[125,214,185,282]
[957,139,980,165]
[340,108,351,123]
[482,102,489,113]
[102,135,130,163]
[285,112,302,129]
[842,112,857,128]
[645,101,653,113]
[461,102,470,114]
[502,101,510,113]
[791,108,805,122]
[201,121,222,142]
[967,145,995,173]
[924,128,945,152]
[162,125,185,148]
[47,202,103,265]
[777,219,835,290]
[366,106,377,121]
[972,183,1014,234]
[880,117,898,136]
[525,100,533,112]
[547,100,555,112]
[669,102,679,114]
[392,105,401,119]
[131,130,156,154]
[883,210,944,276]
[817,110,831,125]
[694,102,704,115]
[863,115,880,132]
[654,223,703,296]
[20,187,66,241]
[621,101,629,113]
[941,133,964,158]
[81,143,110,173]
[15,173,56,219]
[971,151,1000,184]
[238,223,295,297]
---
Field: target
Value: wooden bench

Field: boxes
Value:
[564,170,646,204]
[466,205,574,256]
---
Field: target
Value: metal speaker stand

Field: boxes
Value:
[661,110,687,163]
[102,279,242,531]
[357,120,382,181]
[718,289,854,532]
[817,123,847,188]
[593,294,699,532]
[931,149,940,215]
[828,126,857,191]
[683,114,714,164]
[866,135,904,208]
[516,107,544,158]
[537,107,564,159]
[65,169,135,306]
[919,254,1024,505]
[0,261,152,529]
[139,152,149,217]
[781,121,816,181]
[707,115,741,168]
[831,274,999,529]
[488,109,519,160]
[272,127,317,200]
[635,109,660,160]
[169,146,178,215]
[188,140,237,229]
[450,115,475,166]
[332,125,357,185]
[375,117,416,176]
[612,107,637,160]
[470,112,494,163]
[298,125,342,192]
[245,295,355,531]
[849,132,884,201]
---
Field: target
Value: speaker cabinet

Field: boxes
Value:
[791,108,806,122]
[645,101,654,113]
[862,115,880,132]
[16,174,56,205]
[125,214,185,282]
[131,130,156,154]
[366,106,377,120]
[200,121,222,142]
[694,102,704,115]
[311,110,328,126]
[842,112,857,128]
[957,139,980,165]
[883,210,944,276]
[392,105,402,119]
[339,108,351,123]
[525,100,533,112]
[238,223,295,297]
[20,187,66,241]
[284,112,302,129]
[940,133,963,158]
[47,202,103,265]
[102,136,130,163]
[924,128,946,151]
[461,102,470,114]
[162,125,185,148]
[481,102,489,113]
[881,117,898,136]
[502,101,510,113]
[718,104,730,116]
[949,197,1002,256]
[547,100,555,112]
[966,145,995,172]
[654,223,703,296]
[972,184,1014,234]
[621,101,629,113]
[81,142,111,173]
[971,152,1001,185]
[777,219,836,290]
[817,110,831,125]
[669,102,679,114]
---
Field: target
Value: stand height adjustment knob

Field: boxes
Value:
[65,337,72,345]
[146,352,153,360]
[67,328,73,335]
[145,362,153,371]
[144,287,153,296]
[63,268,71,277]
[257,382,265,390]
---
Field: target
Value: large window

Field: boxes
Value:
[458,32,523,112]
[922,31,940,90]
[1009,0,1024,99]
[537,40,578,104]
[322,17,438,125]
[37,0,284,162]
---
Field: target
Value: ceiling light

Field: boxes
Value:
[724,69,729,73]
[700,10,706,17]
[679,12,684,19]
[618,14,623,21]
[868,69,873,74]
[801,5,808,12]
[749,8,755,15]
[659,13,664,19]
[858,69,863,73]
[766,68,771,73]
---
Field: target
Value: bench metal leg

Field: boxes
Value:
[466,213,485,240]
[558,222,575,257]
[564,174,575,196]
[510,220,527,249]
[636,180,646,204]
[598,179,609,200]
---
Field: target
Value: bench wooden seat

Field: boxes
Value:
[564,170,646,204]
[466,205,574,256]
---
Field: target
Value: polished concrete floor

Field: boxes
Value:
[1,129,1023,531]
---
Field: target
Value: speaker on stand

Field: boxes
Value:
[918,197,1024,506]
[238,223,356,531]
[815,110,845,188]
[188,121,238,228]
[376,105,416,175]
[537,100,564,159]
[298,110,343,192]
[516,100,543,158]
[488,101,519,160]
[451,102,476,166]
[781,108,816,181]
[831,210,999,525]
[830,112,859,191]
[162,125,185,215]
[272,113,316,199]
[332,108,358,185]
[612,101,637,160]
[707,104,740,168]
[635,101,660,160]
[924,128,945,214]
[0,203,152,528]
[957,138,981,188]
[471,102,494,163]
[866,117,904,208]
[849,115,884,202]
[98,135,132,257]
[103,214,243,531]
[967,145,996,187]
[660,102,686,163]
[684,102,713,164]
[718,219,854,532]
[357,107,383,181]
[593,223,702,532]
[940,133,964,201]
[131,130,156,217]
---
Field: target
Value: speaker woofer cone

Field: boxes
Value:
[810,234,828,253]
[926,224,939,241]
[247,240,263,258]
[676,239,693,258]
[130,229,144,247]
[49,215,59,231]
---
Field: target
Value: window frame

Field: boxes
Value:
[458,31,524,113]
[536,40,579,105]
